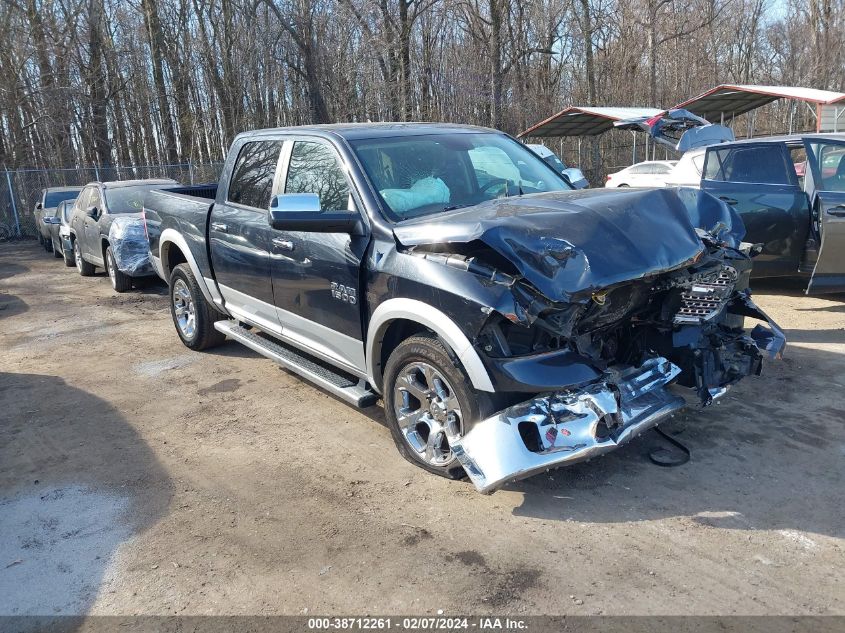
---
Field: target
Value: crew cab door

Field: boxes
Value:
[271,138,368,375]
[210,138,285,331]
[804,136,845,294]
[701,142,809,278]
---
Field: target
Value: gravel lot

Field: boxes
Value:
[1,241,843,616]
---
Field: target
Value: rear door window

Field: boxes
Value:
[227,140,284,209]
[704,145,798,186]
[88,187,101,212]
[74,187,91,214]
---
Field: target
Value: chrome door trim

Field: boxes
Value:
[218,283,367,378]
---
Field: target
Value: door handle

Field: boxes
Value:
[210,222,228,232]
[826,205,845,217]
[719,196,739,206]
[272,238,295,251]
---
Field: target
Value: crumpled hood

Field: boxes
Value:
[393,187,744,301]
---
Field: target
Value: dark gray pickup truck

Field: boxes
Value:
[143,123,784,493]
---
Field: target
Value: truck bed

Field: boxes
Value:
[143,184,219,283]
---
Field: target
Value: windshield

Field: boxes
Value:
[350,133,572,221]
[104,185,162,214]
[541,154,567,173]
[44,190,80,208]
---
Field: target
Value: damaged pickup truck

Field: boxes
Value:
[143,123,785,493]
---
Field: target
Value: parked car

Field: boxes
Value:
[605,160,678,188]
[664,148,706,187]
[526,143,589,188]
[700,133,845,293]
[43,198,77,263]
[68,179,175,291]
[143,123,783,494]
[33,186,82,250]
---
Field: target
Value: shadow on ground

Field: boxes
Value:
[0,372,172,616]
[0,292,28,319]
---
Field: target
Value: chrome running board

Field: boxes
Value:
[214,321,378,408]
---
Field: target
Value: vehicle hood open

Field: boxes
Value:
[393,187,745,302]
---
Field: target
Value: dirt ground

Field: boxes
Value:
[1,241,843,617]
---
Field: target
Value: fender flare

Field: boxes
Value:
[158,228,224,307]
[366,298,495,394]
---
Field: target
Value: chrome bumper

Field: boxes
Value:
[449,357,685,494]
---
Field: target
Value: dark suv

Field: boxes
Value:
[68,179,175,291]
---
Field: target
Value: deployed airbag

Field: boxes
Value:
[380,177,450,215]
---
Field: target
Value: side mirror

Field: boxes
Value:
[35,202,43,210]
[562,168,589,189]
[268,193,363,234]
[86,205,99,218]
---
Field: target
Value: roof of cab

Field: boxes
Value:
[719,132,845,147]
[238,122,500,141]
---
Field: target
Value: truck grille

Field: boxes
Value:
[674,266,738,325]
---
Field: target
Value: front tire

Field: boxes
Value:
[169,263,226,351]
[74,240,95,276]
[105,246,132,292]
[52,240,62,258]
[44,237,53,253]
[63,246,75,267]
[383,334,492,480]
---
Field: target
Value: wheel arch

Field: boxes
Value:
[366,298,495,394]
[158,228,223,308]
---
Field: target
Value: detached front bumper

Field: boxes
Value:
[449,357,686,494]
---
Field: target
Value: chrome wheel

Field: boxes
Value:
[172,278,196,339]
[393,362,463,466]
[74,241,83,273]
[106,251,117,288]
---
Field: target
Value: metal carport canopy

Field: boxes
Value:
[518,106,664,138]
[673,84,845,123]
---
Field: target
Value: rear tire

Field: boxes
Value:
[169,263,226,351]
[74,240,95,276]
[105,246,132,292]
[383,334,493,480]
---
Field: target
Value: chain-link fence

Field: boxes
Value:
[0,162,224,239]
